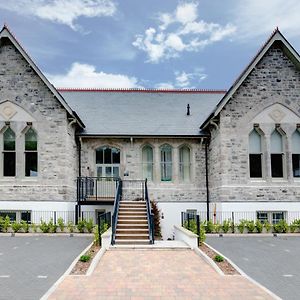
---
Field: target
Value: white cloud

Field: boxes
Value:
[0,0,116,31]
[46,62,141,88]
[232,0,300,40]
[155,68,207,89]
[133,1,236,63]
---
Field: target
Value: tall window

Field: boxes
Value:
[292,130,300,177]
[249,129,262,178]
[96,146,120,177]
[179,146,190,182]
[25,128,38,177]
[270,129,284,178]
[3,127,16,176]
[142,145,153,180]
[160,144,172,181]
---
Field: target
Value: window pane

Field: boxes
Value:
[112,148,120,164]
[180,146,190,182]
[272,212,284,224]
[161,145,172,181]
[142,146,153,162]
[3,127,15,151]
[25,152,38,177]
[104,147,112,164]
[113,166,119,177]
[3,152,15,176]
[97,166,102,177]
[292,131,300,153]
[292,154,300,177]
[21,212,31,223]
[249,154,262,177]
[25,128,37,151]
[142,146,153,180]
[271,130,283,153]
[249,130,261,153]
[105,166,112,177]
[271,154,283,177]
[0,211,16,221]
[96,148,103,164]
[257,212,268,222]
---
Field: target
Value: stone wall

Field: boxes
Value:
[80,137,207,202]
[0,38,77,203]
[209,42,300,203]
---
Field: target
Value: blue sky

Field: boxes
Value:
[1,0,300,89]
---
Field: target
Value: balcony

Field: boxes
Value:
[77,177,119,205]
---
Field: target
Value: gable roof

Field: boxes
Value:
[200,28,300,129]
[59,89,225,137]
[0,25,84,128]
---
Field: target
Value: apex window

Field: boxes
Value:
[292,130,300,177]
[249,129,263,178]
[270,129,284,178]
[25,128,38,177]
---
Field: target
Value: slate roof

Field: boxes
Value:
[59,89,225,136]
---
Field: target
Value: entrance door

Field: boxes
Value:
[95,146,120,198]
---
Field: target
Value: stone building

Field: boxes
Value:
[1,25,300,239]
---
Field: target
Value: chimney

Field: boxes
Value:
[187,104,190,116]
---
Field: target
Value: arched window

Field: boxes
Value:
[142,145,153,180]
[179,145,190,182]
[249,129,262,178]
[3,127,16,176]
[160,144,172,181]
[95,146,120,177]
[270,129,284,178]
[25,128,38,177]
[292,130,300,177]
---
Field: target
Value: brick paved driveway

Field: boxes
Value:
[49,249,273,300]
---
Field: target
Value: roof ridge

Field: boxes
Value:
[57,88,227,94]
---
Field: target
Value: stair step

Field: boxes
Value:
[117,224,148,229]
[118,216,147,220]
[121,201,146,205]
[114,239,150,245]
[116,229,149,234]
[119,208,147,212]
[118,211,147,215]
[116,234,149,240]
[118,219,148,224]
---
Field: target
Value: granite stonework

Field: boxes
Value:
[208,43,300,205]
[80,137,207,202]
[0,38,77,204]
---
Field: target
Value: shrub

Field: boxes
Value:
[199,223,206,245]
[67,221,74,233]
[20,220,29,233]
[264,221,272,233]
[151,200,162,237]
[255,220,263,233]
[222,220,230,233]
[11,221,22,233]
[0,216,4,232]
[246,220,256,233]
[214,222,222,233]
[273,220,288,233]
[57,217,65,232]
[79,255,91,262]
[40,219,50,233]
[2,216,11,233]
[48,219,57,233]
[31,223,38,233]
[205,220,215,233]
[214,255,224,262]
[237,220,247,233]
[85,219,94,233]
[290,219,300,233]
[77,219,85,233]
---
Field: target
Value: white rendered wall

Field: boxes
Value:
[158,202,206,240]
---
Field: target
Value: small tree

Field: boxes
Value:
[151,200,162,237]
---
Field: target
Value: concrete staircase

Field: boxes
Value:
[115,200,150,245]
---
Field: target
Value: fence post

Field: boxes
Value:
[181,212,183,227]
[54,211,56,224]
[196,215,200,246]
[188,213,190,229]
[26,211,29,224]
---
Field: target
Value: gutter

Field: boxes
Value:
[75,134,210,139]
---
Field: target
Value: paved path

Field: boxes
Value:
[207,236,300,300]
[0,236,92,300]
[49,249,273,299]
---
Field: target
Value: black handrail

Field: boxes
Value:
[111,180,122,245]
[77,176,119,202]
[144,179,154,244]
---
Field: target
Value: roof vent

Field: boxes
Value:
[187,104,190,116]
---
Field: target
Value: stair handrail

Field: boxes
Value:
[144,179,154,244]
[111,179,122,245]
